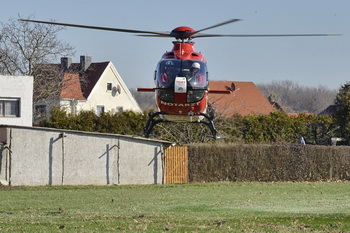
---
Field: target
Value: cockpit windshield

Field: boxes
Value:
[155,59,208,103]
[155,60,208,89]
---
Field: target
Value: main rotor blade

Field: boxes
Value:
[20,19,340,40]
[19,19,171,37]
[137,34,174,37]
[192,18,241,35]
[192,33,341,38]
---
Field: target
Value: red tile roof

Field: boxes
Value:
[59,62,110,100]
[208,81,274,117]
[60,73,86,100]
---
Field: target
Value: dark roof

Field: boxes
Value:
[208,81,274,117]
[319,105,337,115]
[81,62,109,98]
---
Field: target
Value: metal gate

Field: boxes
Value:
[165,146,188,184]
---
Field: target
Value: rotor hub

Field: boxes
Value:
[170,26,195,40]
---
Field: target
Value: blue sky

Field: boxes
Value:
[1,0,349,90]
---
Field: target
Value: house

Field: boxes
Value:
[35,56,141,119]
[319,104,337,116]
[208,80,274,117]
[0,75,33,127]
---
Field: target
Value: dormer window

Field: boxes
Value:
[107,83,112,91]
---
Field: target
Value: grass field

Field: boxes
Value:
[1,182,350,232]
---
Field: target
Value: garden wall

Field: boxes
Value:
[0,125,171,186]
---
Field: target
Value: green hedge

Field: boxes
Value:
[41,108,336,145]
[188,144,350,182]
[40,107,148,135]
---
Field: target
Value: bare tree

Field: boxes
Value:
[0,15,76,121]
[0,15,75,75]
[257,80,337,114]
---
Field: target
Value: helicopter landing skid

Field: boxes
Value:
[143,112,218,139]
[143,112,166,138]
[198,112,217,139]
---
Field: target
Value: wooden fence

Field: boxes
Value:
[164,146,188,184]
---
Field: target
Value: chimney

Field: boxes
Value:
[80,55,92,73]
[61,57,72,71]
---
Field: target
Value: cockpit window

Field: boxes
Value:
[156,59,208,103]
[185,61,207,88]
[156,60,208,89]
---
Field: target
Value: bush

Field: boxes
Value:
[40,109,147,135]
[41,108,336,144]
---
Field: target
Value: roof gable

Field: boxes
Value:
[208,81,274,117]
[82,62,110,98]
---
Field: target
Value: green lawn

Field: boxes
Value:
[1,182,350,232]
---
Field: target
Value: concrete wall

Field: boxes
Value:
[0,75,33,126]
[0,126,170,186]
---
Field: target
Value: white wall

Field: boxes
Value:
[0,126,169,186]
[0,76,33,126]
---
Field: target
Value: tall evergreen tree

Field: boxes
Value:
[334,82,350,144]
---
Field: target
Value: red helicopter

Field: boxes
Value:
[20,18,338,138]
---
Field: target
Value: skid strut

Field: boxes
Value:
[143,112,218,138]
[199,112,217,139]
[143,112,165,138]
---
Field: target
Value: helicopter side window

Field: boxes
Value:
[185,61,208,103]
[156,60,180,103]
[183,61,208,89]
[158,89,174,102]
[156,60,179,88]
[187,89,205,103]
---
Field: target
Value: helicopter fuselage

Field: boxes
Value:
[154,41,209,122]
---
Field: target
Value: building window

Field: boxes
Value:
[116,106,123,113]
[0,98,20,117]
[107,83,112,91]
[96,105,105,116]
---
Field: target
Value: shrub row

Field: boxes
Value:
[41,108,336,145]
[188,144,350,182]
[40,107,148,135]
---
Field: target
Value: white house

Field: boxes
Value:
[0,75,33,127]
[35,56,141,118]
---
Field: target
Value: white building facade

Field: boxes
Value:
[60,61,141,115]
[0,76,33,127]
